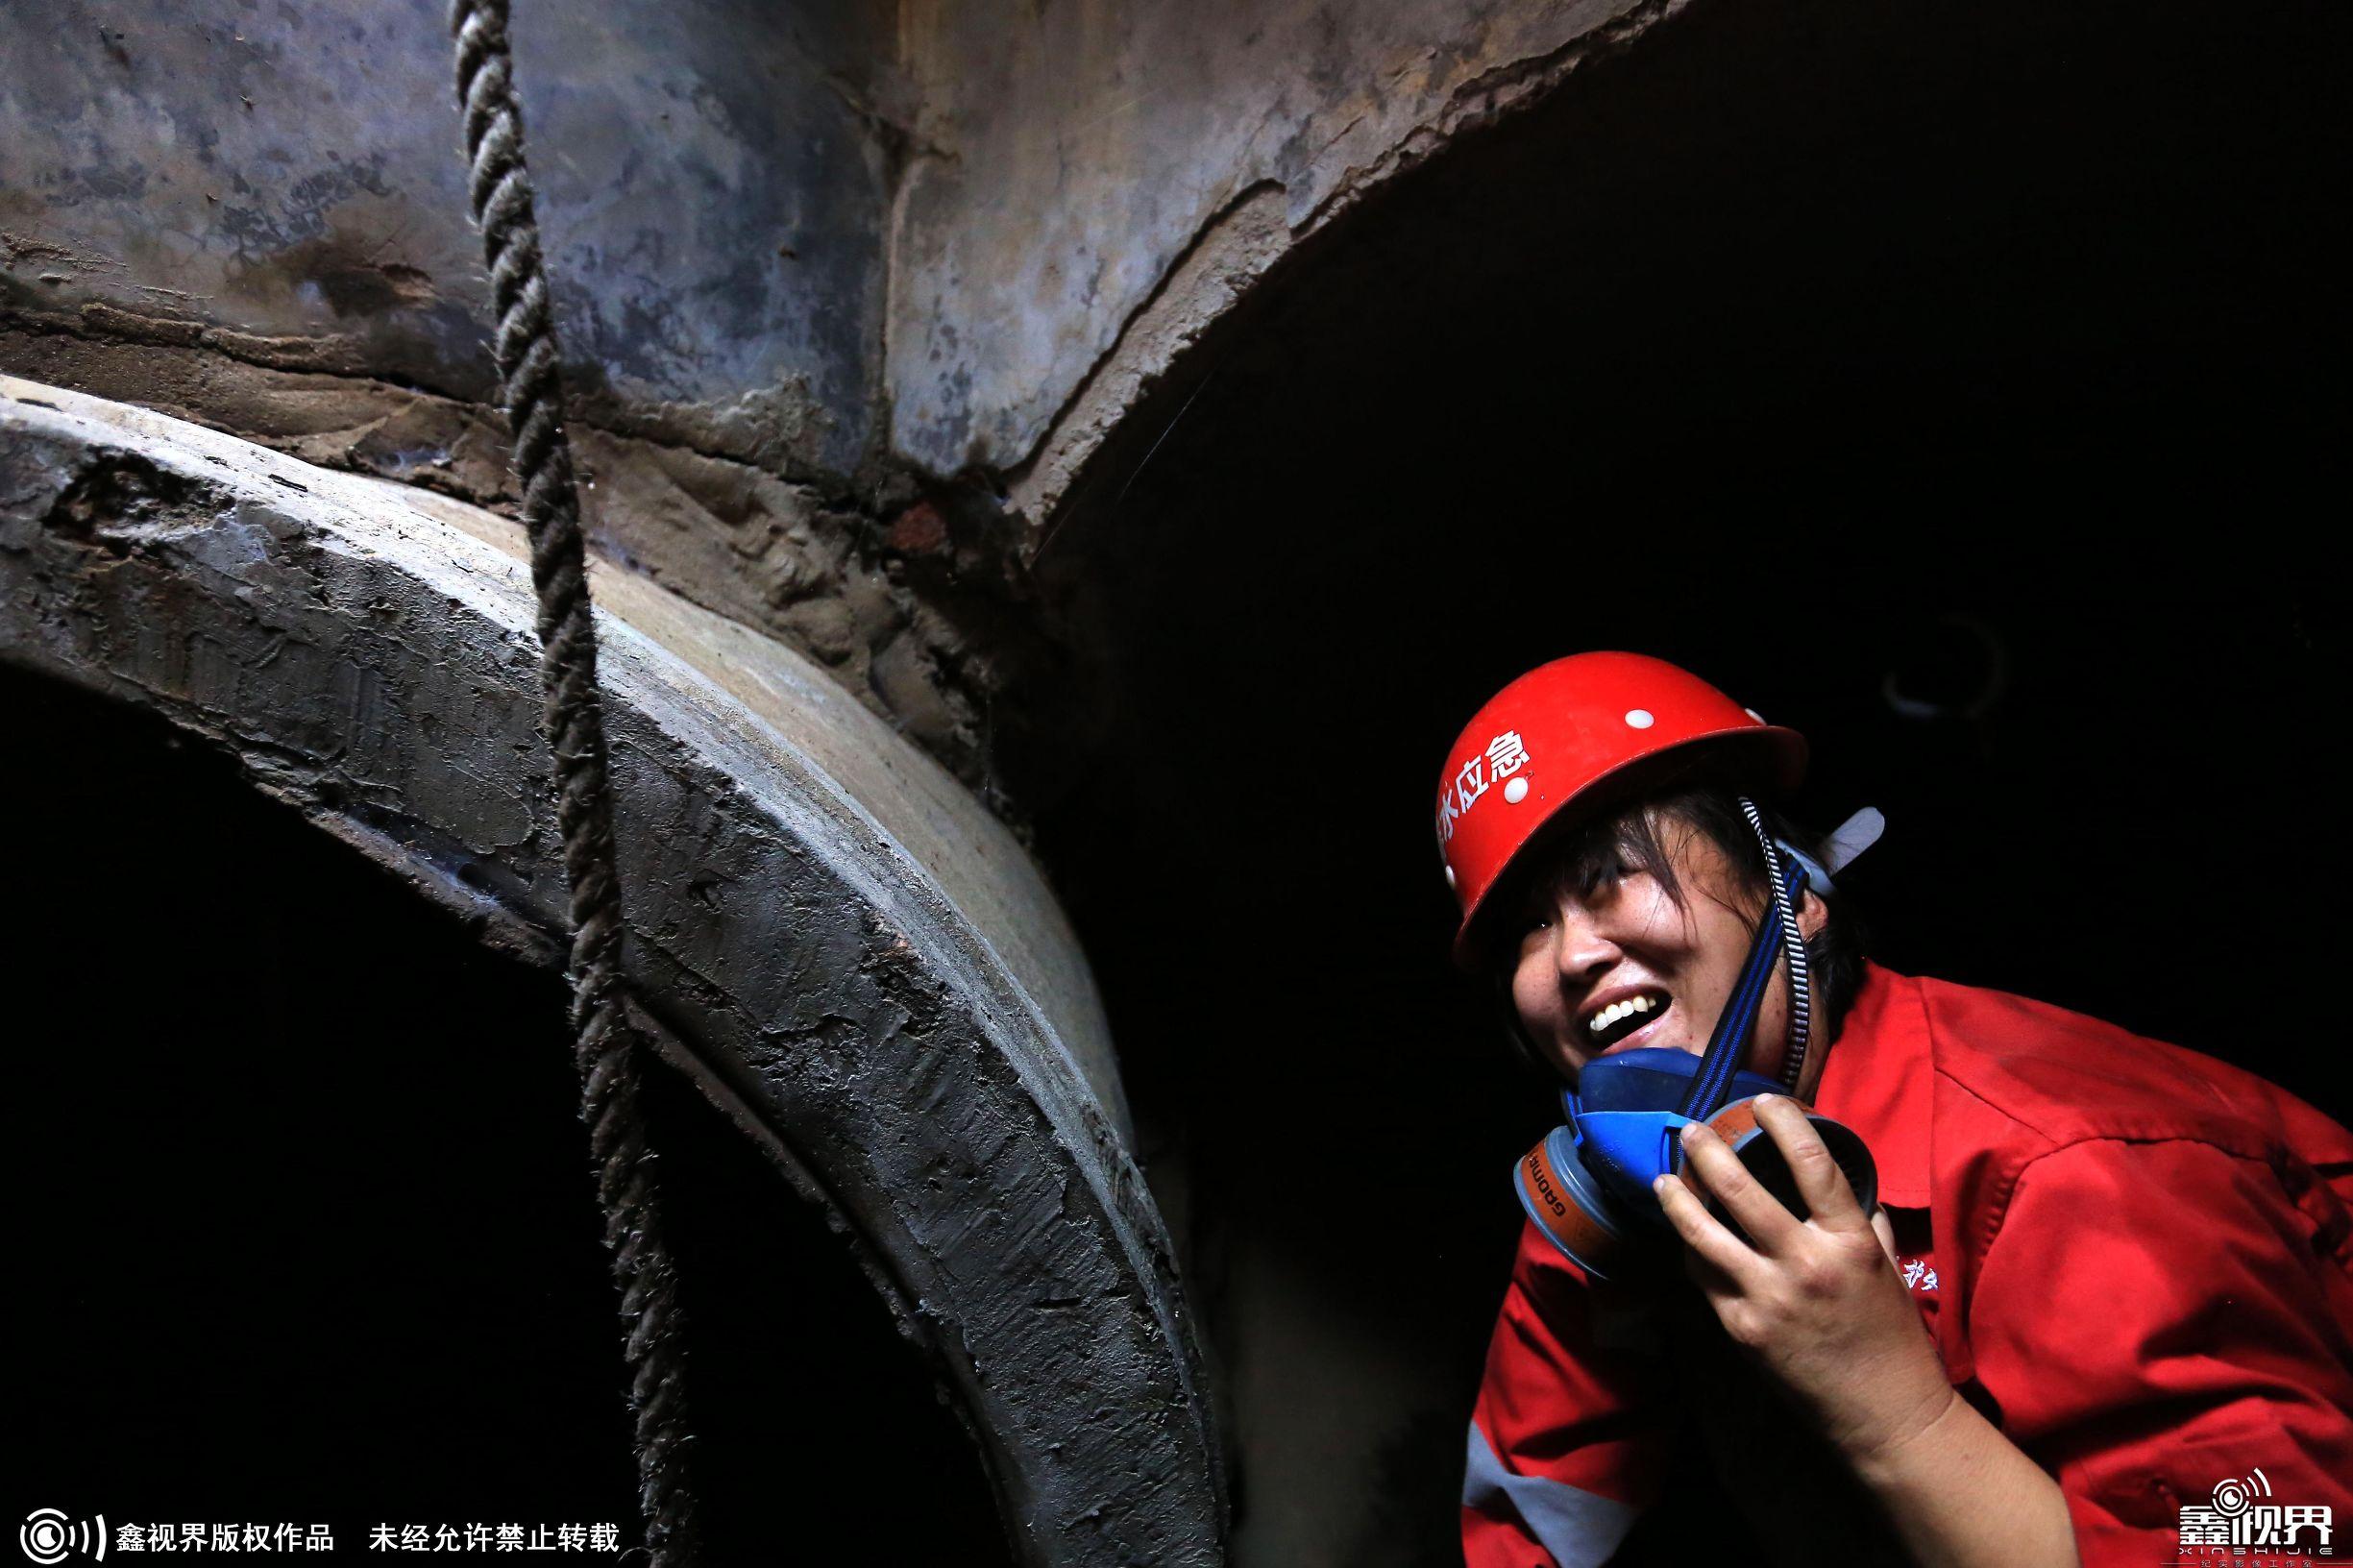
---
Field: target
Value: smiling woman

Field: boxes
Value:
[1496,785,1867,1087]
[1443,654,2353,1568]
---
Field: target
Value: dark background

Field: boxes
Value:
[1014,0,2346,1556]
[7,670,1010,1563]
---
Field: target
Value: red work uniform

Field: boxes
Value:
[1463,962,2353,1567]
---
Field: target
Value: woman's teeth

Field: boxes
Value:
[1587,993,1661,1044]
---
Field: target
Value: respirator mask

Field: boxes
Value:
[1511,804,1885,1281]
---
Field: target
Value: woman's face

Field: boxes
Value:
[1506,813,1827,1095]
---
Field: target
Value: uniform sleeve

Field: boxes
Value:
[1463,1220,1677,1568]
[1967,1137,2353,1568]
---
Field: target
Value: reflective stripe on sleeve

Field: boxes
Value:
[1463,1421,1642,1568]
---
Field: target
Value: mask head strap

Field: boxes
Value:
[1676,827,1807,1120]
[1675,803,1884,1116]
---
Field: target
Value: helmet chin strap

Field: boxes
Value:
[1675,797,1815,1119]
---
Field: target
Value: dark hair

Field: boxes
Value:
[1484,768,1870,1043]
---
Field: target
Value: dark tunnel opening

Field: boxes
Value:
[7,666,1011,1564]
[1010,0,2346,1559]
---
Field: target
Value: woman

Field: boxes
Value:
[1441,652,2353,1568]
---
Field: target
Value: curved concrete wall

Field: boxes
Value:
[0,376,1222,1566]
[890,0,1677,510]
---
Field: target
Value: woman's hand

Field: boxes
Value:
[1654,1095,2083,1568]
[1652,1094,1957,1469]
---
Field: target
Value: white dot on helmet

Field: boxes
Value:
[1444,864,1458,888]
[1504,776,1530,803]
[1625,709,1654,729]
[1744,707,1766,723]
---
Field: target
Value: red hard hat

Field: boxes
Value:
[1435,652,1806,967]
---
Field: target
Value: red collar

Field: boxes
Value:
[1806,961,1935,1210]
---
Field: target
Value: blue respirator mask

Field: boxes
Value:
[1512,804,1884,1281]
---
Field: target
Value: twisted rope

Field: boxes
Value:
[449,4,698,1557]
